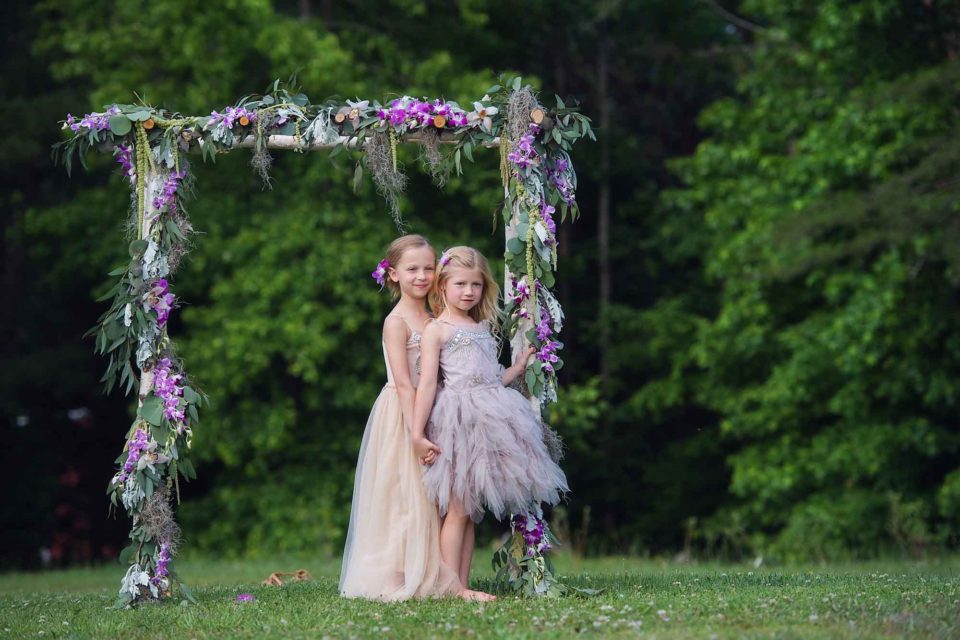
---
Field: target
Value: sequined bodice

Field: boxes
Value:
[438,322,503,391]
[383,331,422,388]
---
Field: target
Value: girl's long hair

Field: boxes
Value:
[430,246,501,336]
[384,234,435,300]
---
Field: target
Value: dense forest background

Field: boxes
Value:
[4,0,960,569]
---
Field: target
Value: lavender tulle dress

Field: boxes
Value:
[421,320,568,522]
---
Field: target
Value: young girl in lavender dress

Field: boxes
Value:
[339,234,463,601]
[412,246,568,598]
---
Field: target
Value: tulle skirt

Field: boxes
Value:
[422,384,569,522]
[339,384,461,600]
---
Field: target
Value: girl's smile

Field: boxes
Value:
[389,246,437,300]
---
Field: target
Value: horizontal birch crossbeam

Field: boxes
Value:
[227,133,502,151]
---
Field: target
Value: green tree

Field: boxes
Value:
[671,0,960,559]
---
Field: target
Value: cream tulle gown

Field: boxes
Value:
[339,324,461,600]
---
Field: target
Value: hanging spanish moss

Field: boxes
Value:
[418,127,447,187]
[140,486,181,553]
[365,131,407,228]
[507,86,538,143]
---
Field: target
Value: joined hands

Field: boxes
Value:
[414,436,441,465]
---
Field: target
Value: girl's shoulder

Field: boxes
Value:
[421,317,451,344]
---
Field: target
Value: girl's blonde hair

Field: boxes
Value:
[384,234,436,300]
[430,246,501,330]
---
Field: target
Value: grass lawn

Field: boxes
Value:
[1,553,958,639]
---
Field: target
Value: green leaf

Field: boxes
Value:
[353,161,363,193]
[180,457,197,480]
[109,115,132,136]
[462,142,474,163]
[129,239,148,259]
[140,395,164,426]
[506,237,524,255]
[512,77,522,91]
[541,270,555,288]
[118,544,137,565]
[183,386,199,404]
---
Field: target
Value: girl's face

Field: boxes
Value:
[390,246,436,300]
[442,266,485,314]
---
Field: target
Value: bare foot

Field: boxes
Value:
[458,588,496,602]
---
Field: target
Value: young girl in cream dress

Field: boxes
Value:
[339,235,489,601]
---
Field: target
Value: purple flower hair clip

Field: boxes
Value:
[439,251,451,267]
[371,258,390,288]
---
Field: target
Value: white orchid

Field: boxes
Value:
[468,101,499,132]
[346,99,370,125]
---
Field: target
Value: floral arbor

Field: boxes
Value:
[56,78,593,605]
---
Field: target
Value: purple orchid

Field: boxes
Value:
[535,316,553,342]
[152,170,186,214]
[151,542,172,586]
[371,259,390,288]
[117,428,150,483]
[510,277,531,306]
[144,279,176,327]
[508,131,539,170]
[154,357,186,427]
[510,512,551,557]
[64,106,121,132]
[539,201,558,245]
[536,341,561,373]
[546,156,576,205]
[114,144,135,180]
[209,105,256,129]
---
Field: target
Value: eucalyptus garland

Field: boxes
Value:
[56,77,593,604]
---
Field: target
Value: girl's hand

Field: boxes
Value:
[414,436,441,465]
[511,345,536,373]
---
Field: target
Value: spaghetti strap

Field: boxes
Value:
[388,314,419,338]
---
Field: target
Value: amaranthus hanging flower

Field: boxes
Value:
[144,279,176,326]
[371,259,390,288]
